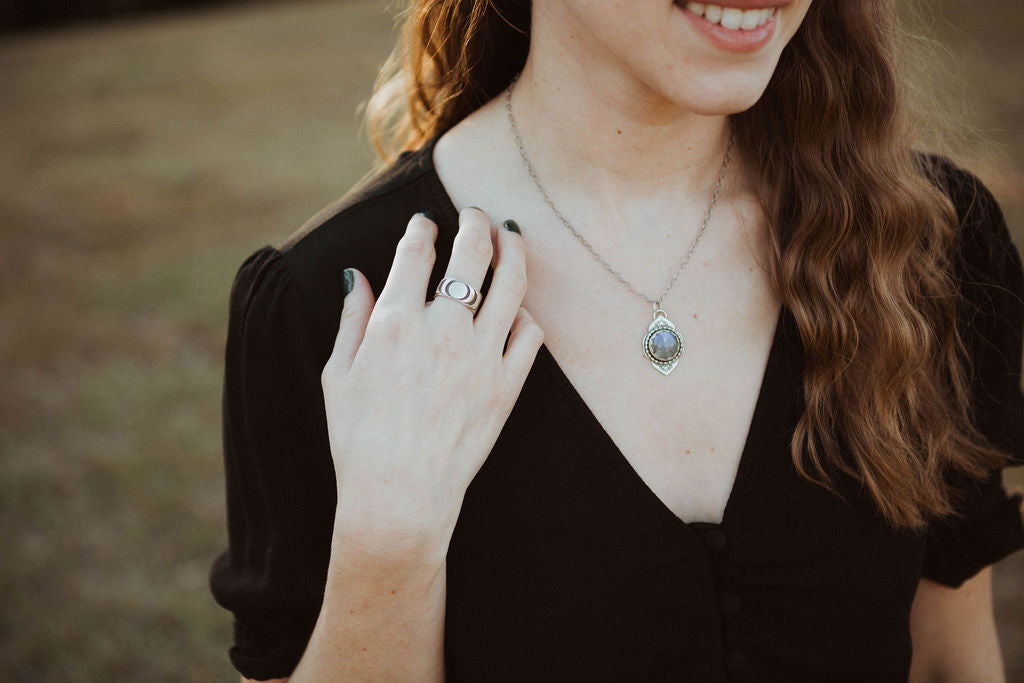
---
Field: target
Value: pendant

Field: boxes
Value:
[642,305,683,375]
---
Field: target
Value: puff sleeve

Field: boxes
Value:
[209,247,337,680]
[920,160,1024,588]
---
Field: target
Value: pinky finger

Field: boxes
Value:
[502,306,545,385]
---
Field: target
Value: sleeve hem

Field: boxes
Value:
[229,646,300,681]
[921,492,1024,588]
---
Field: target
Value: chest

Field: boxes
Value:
[519,232,782,525]
[430,114,782,524]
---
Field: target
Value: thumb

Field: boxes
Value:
[331,267,375,369]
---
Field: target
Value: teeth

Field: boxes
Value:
[740,9,761,29]
[720,7,743,29]
[684,3,776,30]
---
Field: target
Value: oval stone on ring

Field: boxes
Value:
[444,280,470,300]
[434,277,482,314]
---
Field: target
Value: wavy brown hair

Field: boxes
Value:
[361,0,1010,529]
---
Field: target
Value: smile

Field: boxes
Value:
[674,1,782,52]
[682,3,777,30]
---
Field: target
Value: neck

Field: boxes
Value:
[509,27,734,211]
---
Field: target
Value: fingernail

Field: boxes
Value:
[502,219,522,235]
[467,206,485,213]
[342,268,355,296]
[416,210,436,222]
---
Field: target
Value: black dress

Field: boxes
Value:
[209,127,1024,682]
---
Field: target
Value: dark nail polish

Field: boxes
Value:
[417,210,436,222]
[342,268,355,296]
[503,219,522,235]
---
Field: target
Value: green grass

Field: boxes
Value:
[0,0,1021,680]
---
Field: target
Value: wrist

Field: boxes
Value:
[332,495,455,569]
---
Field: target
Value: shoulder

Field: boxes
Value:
[915,153,1012,264]
[282,142,442,257]
[914,153,1024,320]
[240,137,454,338]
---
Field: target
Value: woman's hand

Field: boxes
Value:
[320,207,543,560]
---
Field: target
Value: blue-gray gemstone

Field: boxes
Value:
[648,330,680,362]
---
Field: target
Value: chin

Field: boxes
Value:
[650,64,780,117]
[683,81,772,116]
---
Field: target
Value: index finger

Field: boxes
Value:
[376,212,439,310]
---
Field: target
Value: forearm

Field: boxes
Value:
[909,569,1004,683]
[287,519,450,682]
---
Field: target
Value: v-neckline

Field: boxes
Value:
[420,122,790,532]
[537,308,787,531]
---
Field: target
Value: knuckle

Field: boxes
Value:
[431,328,463,356]
[460,231,493,263]
[340,300,363,326]
[502,269,528,299]
[519,311,544,339]
[397,233,435,261]
[370,306,405,343]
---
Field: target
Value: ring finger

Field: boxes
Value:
[431,207,494,318]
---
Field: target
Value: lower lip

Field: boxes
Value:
[676,5,779,53]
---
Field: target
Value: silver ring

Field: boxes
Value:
[434,277,482,314]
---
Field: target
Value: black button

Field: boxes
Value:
[725,651,746,672]
[719,592,741,615]
[703,529,728,552]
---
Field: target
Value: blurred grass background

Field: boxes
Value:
[0,0,1021,680]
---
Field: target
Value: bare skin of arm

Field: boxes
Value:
[909,566,1005,683]
[238,208,542,682]
[241,545,446,683]
[269,530,450,682]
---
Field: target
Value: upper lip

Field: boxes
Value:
[679,0,788,8]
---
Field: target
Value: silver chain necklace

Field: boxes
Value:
[504,72,735,375]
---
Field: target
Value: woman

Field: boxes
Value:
[210,0,1024,680]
